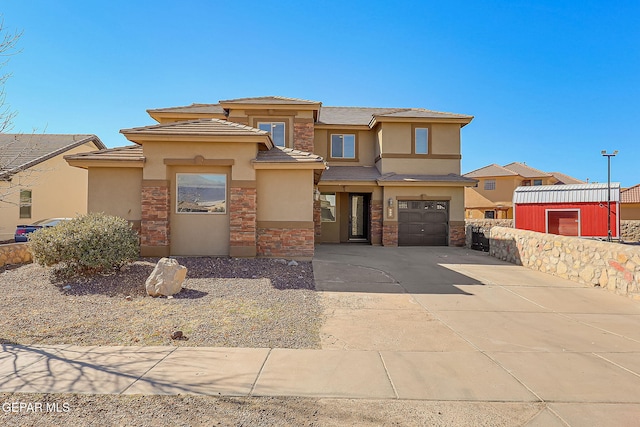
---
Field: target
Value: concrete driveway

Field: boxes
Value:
[314,244,640,427]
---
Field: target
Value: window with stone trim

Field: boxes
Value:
[176,173,226,214]
[258,122,285,147]
[330,134,355,158]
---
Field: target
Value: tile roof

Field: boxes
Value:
[621,184,640,203]
[320,166,381,181]
[463,164,518,178]
[503,162,552,178]
[549,171,585,185]
[64,145,144,162]
[121,118,270,138]
[0,134,105,178]
[147,103,225,114]
[317,106,472,126]
[254,146,325,163]
[377,173,477,184]
[219,96,321,105]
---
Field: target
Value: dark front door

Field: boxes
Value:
[398,200,449,246]
[348,193,370,241]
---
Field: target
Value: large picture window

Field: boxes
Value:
[176,173,226,214]
[258,122,285,147]
[331,134,355,159]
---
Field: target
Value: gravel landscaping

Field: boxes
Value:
[0,257,321,348]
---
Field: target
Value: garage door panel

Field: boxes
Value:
[398,200,449,246]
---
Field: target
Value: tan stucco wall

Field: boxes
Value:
[256,169,314,222]
[313,129,376,166]
[621,204,640,220]
[0,142,97,241]
[169,165,231,256]
[379,158,461,175]
[87,167,142,221]
[431,124,461,155]
[142,141,257,181]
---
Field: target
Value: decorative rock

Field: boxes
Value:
[288,260,298,266]
[145,258,187,297]
[62,285,71,290]
[170,330,183,340]
[125,295,132,301]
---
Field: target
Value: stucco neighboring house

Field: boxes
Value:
[621,184,640,220]
[65,96,475,259]
[463,162,584,219]
[0,134,106,241]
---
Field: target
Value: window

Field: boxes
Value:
[258,122,285,147]
[176,173,226,214]
[330,134,355,158]
[533,179,543,186]
[522,180,531,186]
[484,179,496,190]
[320,193,336,222]
[19,190,32,219]
[484,210,496,219]
[415,128,428,154]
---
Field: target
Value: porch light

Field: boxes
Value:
[601,150,618,242]
[388,198,393,207]
[314,189,321,201]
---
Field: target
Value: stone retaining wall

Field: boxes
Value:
[465,219,514,248]
[0,243,32,267]
[489,226,640,299]
[622,220,640,242]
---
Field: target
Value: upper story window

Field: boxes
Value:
[19,189,32,219]
[533,179,543,186]
[258,122,285,147]
[484,179,496,190]
[414,128,428,154]
[522,180,531,186]
[331,134,355,159]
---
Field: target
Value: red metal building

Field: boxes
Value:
[513,183,620,238]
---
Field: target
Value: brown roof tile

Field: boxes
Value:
[377,173,477,184]
[503,162,552,178]
[621,184,640,203]
[549,171,585,185]
[64,145,144,162]
[219,96,321,105]
[317,106,472,126]
[0,134,105,178]
[464,164,519,178]
[320,166,381,181]
[147,103,225,114]
[254,146,324,163]
[121,118,269,137]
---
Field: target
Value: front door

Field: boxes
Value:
[348,193,370,241]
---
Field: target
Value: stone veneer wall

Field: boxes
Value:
[141,183,170,252]
[449,222,466,246]
[293,121,314,153]
[257,227,314,259]
[229,187,257,256]
[370,201,383,245]
[622,220,640,242]
[382,223,398,246]
[0,243,32,267]
[465,219,515,248]
[490,226,640,299]
[313,199,322,239]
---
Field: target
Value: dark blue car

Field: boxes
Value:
[14,218,70,242]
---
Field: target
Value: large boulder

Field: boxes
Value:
[145,258,187,297]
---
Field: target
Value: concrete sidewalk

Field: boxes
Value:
[1,245,640,426]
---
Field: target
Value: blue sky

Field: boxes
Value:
[1,0,638,186]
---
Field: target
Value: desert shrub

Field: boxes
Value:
[29,213,139,276]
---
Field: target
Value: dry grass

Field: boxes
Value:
[0,258,322,349]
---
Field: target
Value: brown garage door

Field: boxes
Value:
[398,200,449,246]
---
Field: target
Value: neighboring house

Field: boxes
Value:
[513,183,620,238]
[0,134,106,241]
[463,162,584,219]
[65,96,475,259]
[621,184,640,220]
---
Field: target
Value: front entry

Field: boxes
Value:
[348,193,370,242]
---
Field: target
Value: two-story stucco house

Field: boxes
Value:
[464,162,584,220]
[65,96,475,259]
[0,134,105,241]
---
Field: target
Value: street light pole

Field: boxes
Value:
[601,150,618,242]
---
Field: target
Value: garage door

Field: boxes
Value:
[398,200,448,246]
[547,210,579,236]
